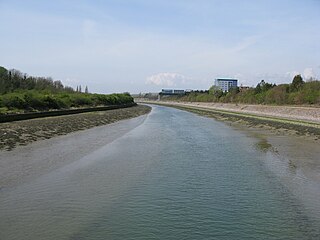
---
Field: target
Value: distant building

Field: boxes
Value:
[161,89,174,94]
[239,85,250,92]
[215,78,238,92]
[173,89,185,94]
[160,89,185,95]
[159,89,186,100]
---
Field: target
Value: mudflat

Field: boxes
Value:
[0,113,149,189]
[0,104,151,151]
[139,100,320,123]
[143,101,320,141]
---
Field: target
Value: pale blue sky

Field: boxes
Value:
[0,0,319,93]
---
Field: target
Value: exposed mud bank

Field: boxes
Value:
[143,101,320,141]
[0,105,151,151]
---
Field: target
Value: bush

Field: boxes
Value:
[69,94,92,107]
[23,92,45,110]
[3,93,26,109]
[0,90,134,113]
[301,81,320,104]
[265,85,289,104]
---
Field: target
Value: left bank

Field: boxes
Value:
[0,103,137,123]
[0,104,151,151]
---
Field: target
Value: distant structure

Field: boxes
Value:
[160,89,185,95]
[159,89,186,100]
[215,78,238,92]
[239,84,250,92]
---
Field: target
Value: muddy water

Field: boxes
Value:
[0,105,319,239]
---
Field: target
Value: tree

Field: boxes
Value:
[85,86,88,93]
[0,66,7,75]
[79,85,82,92]
[209,85,224,98]
[54,80,64,90]
[255,82,262,94]
[290,74,304,92]
[255,80,275,93]
[0,66,8,94]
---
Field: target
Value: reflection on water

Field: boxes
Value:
[0,105,319,240]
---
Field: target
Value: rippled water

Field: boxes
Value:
[0,105,319,239]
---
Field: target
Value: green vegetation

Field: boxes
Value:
[168,75,320,105]
[0,66,133,114]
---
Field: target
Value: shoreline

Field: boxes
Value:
[0,114,149,189]
[0,103,137,123]
[140,101,320,141]
[0,104,151,151]
[1,103,320,233]
[146,103,320,218]
[145,102,320,183]
[137,100,320,123]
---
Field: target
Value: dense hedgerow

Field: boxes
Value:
[0,66,133,113]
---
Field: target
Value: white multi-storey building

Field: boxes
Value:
[215,78,238,92]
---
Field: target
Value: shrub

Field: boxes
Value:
[3,93,26,109]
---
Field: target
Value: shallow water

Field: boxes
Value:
[0,105,319,239]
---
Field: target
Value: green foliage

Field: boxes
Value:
[255,80,275,94]
[0,66,7,75]
[0,67,75,94]
[0,90,133,112]
[169,76,320,105]
[299,80,320,104]
[264,84,289,104]
[0,66,134,113]
[2,93,27,109]
[209,85,224,98]
[290,74,304,92]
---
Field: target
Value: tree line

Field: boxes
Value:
[0,66,133,113]
[167,75,320,105]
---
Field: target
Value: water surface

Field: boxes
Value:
[0,105,319,239]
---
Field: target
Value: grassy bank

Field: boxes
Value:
[0,104,151,151]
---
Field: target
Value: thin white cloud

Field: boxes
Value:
[285,71,300,80]
[145,73,189,87]
[285,68,317,82]
[303,68,315,80]
[65,77,79,84]
[231,35,262,52]
[1,1,319,93]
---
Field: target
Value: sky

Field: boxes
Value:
[0,0,319,93]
